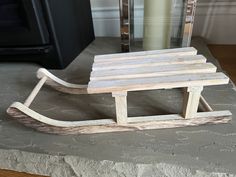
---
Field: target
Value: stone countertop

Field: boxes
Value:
[0,37,235,177]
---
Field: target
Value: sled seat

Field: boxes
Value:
[88,47,231,124]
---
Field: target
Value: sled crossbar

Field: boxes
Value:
[24,76,47,107]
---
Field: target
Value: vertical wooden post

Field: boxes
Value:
[112,92,128,124]
[183,86,203,119]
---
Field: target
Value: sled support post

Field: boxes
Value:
[183,86,203,119]
[112,92,128,125]
[24,76,47,107]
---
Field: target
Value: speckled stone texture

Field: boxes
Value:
[0,37,235,177]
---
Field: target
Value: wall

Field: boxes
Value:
[90,0,120,37]
[90,0,236,44]
[193,0,236,44]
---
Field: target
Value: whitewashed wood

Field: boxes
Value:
[183,86,203,119]
[182,89,213,112]
[37,68,88,94]
[7,102,232,135]
[199,95,213,112]
[91,63,216,81]
[94,47,197,63]
[112,92,128,124]
[8,102,116,127]
[24,76,47,107]
[88,73,229,94]
[92,55,206,71]
[7,48,232,134]
[127,110,232,123]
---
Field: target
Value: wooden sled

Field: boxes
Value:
[7,47,232,135]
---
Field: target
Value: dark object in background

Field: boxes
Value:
[0,0,95,69]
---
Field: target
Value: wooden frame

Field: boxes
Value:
[6,68,232,135]
[7,47,232,135]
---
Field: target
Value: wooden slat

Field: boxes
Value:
[91,63,216,81]
[94,47,197,63]
[127,110,232,123]
[88,72,229,94]
[92,55,206,71]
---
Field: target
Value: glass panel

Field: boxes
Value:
[129,0,196,52]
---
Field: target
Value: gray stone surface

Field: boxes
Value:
[0,37,236,177]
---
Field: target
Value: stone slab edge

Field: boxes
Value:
[0,149,235,177]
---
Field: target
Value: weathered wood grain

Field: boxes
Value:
[92,55,206,71]
[91,63,216,81]
[7,104,231,135]
[183,86,203,119]
[112,92,128,124]
[88,72,229,94]
[6,48,231,134]
[127,110,232,123]
[37,68,88,94]
[8,102,116,127]
[94,47,197,63]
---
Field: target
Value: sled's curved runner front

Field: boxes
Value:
[6,68,112,135]
[7,47,232,135]
[7,102,119,135]
[37,68,88,95]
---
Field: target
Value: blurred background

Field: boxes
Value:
[90,0,236,44]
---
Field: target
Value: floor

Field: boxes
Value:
[208,45,236,84]
[0,169,47,177]
[0,38,236,177]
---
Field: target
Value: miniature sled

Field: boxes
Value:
[7,47,232,135]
